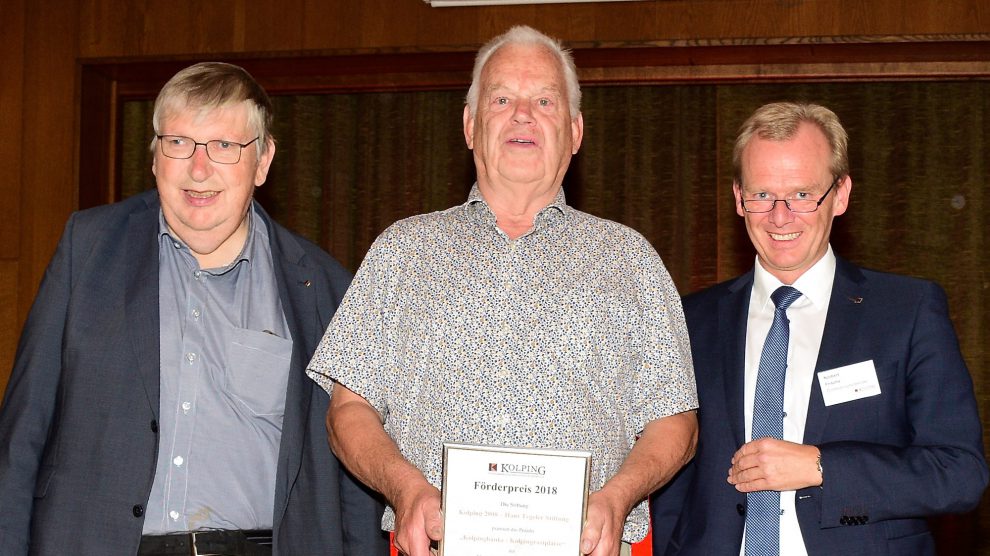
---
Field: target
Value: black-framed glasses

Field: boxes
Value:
[156,135,259,164]
[740,175,841,214]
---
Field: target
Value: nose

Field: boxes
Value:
[188,144,214,181]
[768,199,796,226]
[512,101,535,125]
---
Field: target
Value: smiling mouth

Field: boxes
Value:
[770,231,801,241]
[508,138,535,145]
[185,190,219,199]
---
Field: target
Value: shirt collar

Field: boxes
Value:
[158,203,259,273]
[465,182,569,230]
[753,245,836,311]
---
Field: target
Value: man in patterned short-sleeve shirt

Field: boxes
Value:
[307,25,698,556]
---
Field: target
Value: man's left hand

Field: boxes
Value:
[728,438,822,492]
[579,489,626,556]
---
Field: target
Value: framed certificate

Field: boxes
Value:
[440,443,592,556]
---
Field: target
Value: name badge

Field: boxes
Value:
[817,360,882,406]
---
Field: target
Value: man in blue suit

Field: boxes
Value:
[0,62,387,555]
[651,102,987,556]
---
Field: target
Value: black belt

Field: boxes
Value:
[138,529,272,556]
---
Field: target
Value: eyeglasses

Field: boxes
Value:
[156,135,259,164]
[739,175,841,214]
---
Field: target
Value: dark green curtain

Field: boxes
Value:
[123,81,989,554]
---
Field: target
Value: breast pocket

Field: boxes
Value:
[819,359,900,442]
[226,328,293,416]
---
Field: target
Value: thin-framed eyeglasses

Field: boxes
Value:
[156,135,259,165]
[739,175,842,214]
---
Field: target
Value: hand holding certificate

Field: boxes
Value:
[440,443,591,556]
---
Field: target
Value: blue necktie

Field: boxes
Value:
[745,285,802,556]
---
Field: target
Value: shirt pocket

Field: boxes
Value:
[225,327,293,416]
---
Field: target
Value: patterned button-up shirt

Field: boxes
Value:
[307,184,697,542]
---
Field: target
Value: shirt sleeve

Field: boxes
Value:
[307,228,401,417]
[622,232,698,436]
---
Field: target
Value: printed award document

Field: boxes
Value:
[440,443,591,556]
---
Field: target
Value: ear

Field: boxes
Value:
[831,175,852,216]
[253,139,276,187]
[463,105,475,150]
[733,182,745,217]
[571,112,584,154]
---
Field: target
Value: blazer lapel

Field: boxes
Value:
[124,193,163,418]
[264,208,319,525]
[721,272,754,447]
[802,257,868,445]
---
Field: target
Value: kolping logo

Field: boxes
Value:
[488,462,546,476]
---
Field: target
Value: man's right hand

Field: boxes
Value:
[392,481,444,556]
[327,383,445,555]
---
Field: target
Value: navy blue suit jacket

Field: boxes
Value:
[0,190,388,555]
[651,257,987,556]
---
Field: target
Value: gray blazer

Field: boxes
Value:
[0,190,388,555]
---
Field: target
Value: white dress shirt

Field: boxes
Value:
[740,246,836,556]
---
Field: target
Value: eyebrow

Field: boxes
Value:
[740,180,830,192]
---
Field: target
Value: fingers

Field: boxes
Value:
[580,492,623,556]
[726,439,821,492]
[393,485,443,556]
[424,502,444,541]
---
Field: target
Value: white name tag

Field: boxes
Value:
[817,360,882,407]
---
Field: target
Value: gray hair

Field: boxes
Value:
[733,102,849,184]
[150,62,274,157]
[465,25,581,119]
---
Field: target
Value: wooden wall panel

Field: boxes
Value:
[0,0,24,260]
[18,0,80,328]
[0,0,25,397]
[0,0,27,396]
[75,0,990,59]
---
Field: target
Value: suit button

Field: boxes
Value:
[150,420,158,433]
[133,504,144,517]
[736,503,745,516]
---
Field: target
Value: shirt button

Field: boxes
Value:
[172,241,181,249]
[181,402,191,413]
[193,270,202,280]
[192,308,201,319]
[185,352,197,364]
[173,456,184,467]
[169,510,180,521]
